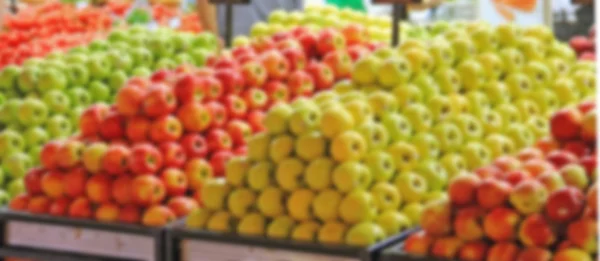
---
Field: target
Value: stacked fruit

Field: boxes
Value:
[186,22,595,246]
[245,5,445,44]
[8,25,376,225]
[402,102,597,261]
[0,2,114,67]
[569,25,595,61]
[0,27,218,200]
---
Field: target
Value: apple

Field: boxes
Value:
[484,207,521,242]
[345,222,386,247]
[518,213,556,247]
[550,108,583,141]
[184,158,213,190]
[509,180,548,215]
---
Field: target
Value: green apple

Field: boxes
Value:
[0,65,21,90]
[526,116,549,139]
[88,81,111,102]
[364,151,395,182]
[451,114,484,141]
[202,179,231,210]
[515,98,541,118]
[380,112,412,142]
[478,109,503,135]
[412,132,441,160]
[155,58,177,70]
[370,182,401,211]
[66,63,90,86]
[461,141,492,169]
[304,158,334,191]
[0,99,22,124]
[18,98,48,126]
[89,39,109,51]
[499,48,525,74]
[67,87,92,107]
[132,66,152,77]
[496,103,522,126]
[401,202,424,225]
[247,132,270,161]
[192,32,218,51]
[0,189,9,205]
[373,47,396,60]
[237,212,266,237]
[494,23,521,47]
[402,103,433,132]
[0,130,24,159]
[392,84,423,108]
[289,105,321,136]
[393,171,428,203]
[147,35,175,58]
[434,67,461,95]
[433,122,463,153]
[332,161,372,192]
[43,90,71,114]
[227,188,257,218]
[189,48,212,67]
[46,114,72,138]
[106,50,134,72]
[465,91,491,117]
[295,132,326,161]
[531,89,559,115]
[275,157,305,191]
[484,134,516,158]
[415,160,448,191]
[428,95,452,122]
[481,81,509,107]
[87,53,112,80]
[130,47,154,67]
[264,104,293,135]
[505,123,535,148]
[524,61,551,89]
[344,99,373,125]
[357,122,390,152]
[319,105,355,139]
[108,70,128,92]
[3,152,32,178]
[6,178,24,198]
[367,91,398,119]
[376,57,412,88]
[339,190,377,224]
[351,55,382,85]
[376,210,411,237]
[387,141,420,172]
[471,27,498,52]
[551,77,580,106]
[345,222,386,247]
[18,66,39,93]
[23,127,49,150]
[266,216,296,239]
[550,42,577,61]
[257,187,285,218]
[546,57,570,76]
[571,70,596,97]
[457,59,484,92]
[440,153,467,179]
[411,73,439,102]
[428,40,455,68]
[269,134,294,163]
[247,161,274,191]
[332,79,355,94]
[225,157,250,187]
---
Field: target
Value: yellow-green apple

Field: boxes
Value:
[225,157,250,187]
[184,158,213,190]
[376,57,412,88]
[518,213,556,247]
[387,141,420,172]
[82,142,108,173]
[289,105,321,136]
[509,180,548,214]
[268,134,294,163]
[275,157,305,191]
[317,221,347,244]
[344,99,373,125]
[330,130,367,162]
[186,208,212,229]
[553,248,592,261]
[559,164,589,190]
[247,132,271,161]
[86,174,112,204]
[483,207,521,241]
[416,160,448,191]
[351,54,382,85]
[429,40,455,68]
[206,211,234,233]
[291,221,321,242]
[201,179,231,210]
[370,182,401,211]
[392,84,423,108]
[394,172,428,203]
[551,78,580,106]
[332,161,372,192]
[452,114,483,141]
[266,216,296,239]
[403,103,433,132]
[485,134,516,159]
[405,48,433,75]
[295,132,326,161]
[228,187,256,218]
[319,105,355,138]
[339,189,377,224]
[312,189,342,223]
[433,122,463,153]
[257,187,285,218]
[441,153,468,179]
[237,212,266,237]
[345,222,386,247]
[536,171,566,193]
[461,141,492,169]
[304,158,334,190]
[376,210,411,237]
[247,161,274,191]
[429,95,453,122]
[286,189,315,221]
[381,113,413,141]
[364,151,395,182]
[264,104,293,135]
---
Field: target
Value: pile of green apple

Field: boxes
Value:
[243,5,436,45]
[187,22,595,247]
[0,26,218,200]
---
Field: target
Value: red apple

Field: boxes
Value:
[323,50,352,79]
[240,60,267,87]
[246,110,265,132]
[550,108,583,141]
[9,194,29,211]
[210,150,233,177]
[141,205,176,227]
[403,230,434,256]
[264,80,290,105]
[149,115,183,143]
[493,156,522,172]
[215,68,245,94]
[316,28,346,55]
[420,198,452,236]
[129,143,163,175]
[126,116,151,143]
[477,178,512,209]
[260,50,290,80]
[40,141,63,170]
[132,175,165,206]
[226,120,252,146]
[102,144,131,175]
[458,241,488,261]
[207,129,233,151]
[176,102,212,132]
[48,197,71,216]
[286,70,314,97]
[305,62,334,90]
[115,84,147,116]
[86,174,112,204]
[483,207,520,242]
[516,247,552,261]
[205,101,228,128]
[167,196,199,217]
[63,167,87,198]
[173,73,205,104]
[56,140,85,169]
[566,218,597,253]
[79,104,109,138]
[41,170,65,199]
[68,197,93,219]
[159,142,187,168]
[563,141,590,158]
[184,158,213,190]
[143,84,177,118]
[280,47,307,71]
[112,175,133,205]
[546,150,578,169]
[24,167,44,195]
[448,175,481,206]
[201,76,224,101]
[242,88,268,110]
[223,94,248,119]
[119,205,141,224]
[180,133,208,158]
[453,206,485,241]
[545,187,585,223]
[27,195,51,214]
[487,242,520,261]
[518,213,556,247]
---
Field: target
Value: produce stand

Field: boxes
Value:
[0,208,167,261]
[167,220,418,261]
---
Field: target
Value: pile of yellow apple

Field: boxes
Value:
[187,22,595,247]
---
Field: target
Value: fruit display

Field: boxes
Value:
[244,5,437,44]
[186,21,595,247]
[7,25,378,225]
[569,24,595,61]
[402,102,597,261]
[0,2,114,68]
[0,27,218,200]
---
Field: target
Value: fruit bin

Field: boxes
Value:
[167,219,417,261]
[0,208,167,261]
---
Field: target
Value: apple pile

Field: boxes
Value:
[569,24,595,61]
[402,102,597,261]
[7,24,376,225]
[0,27,218,200]
[0,2,114,68]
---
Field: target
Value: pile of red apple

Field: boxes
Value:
[7,25,378,226]
[569,25,595,61]
[0,2,113,67]
[403,101,597,261]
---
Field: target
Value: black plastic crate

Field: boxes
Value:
[0,208,167,261]
[167,219,418,261]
